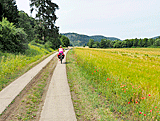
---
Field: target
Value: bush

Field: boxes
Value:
[0,18,28,53]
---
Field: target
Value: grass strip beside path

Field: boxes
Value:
[66,49,118,121]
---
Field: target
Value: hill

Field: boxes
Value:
[61,33,121,46]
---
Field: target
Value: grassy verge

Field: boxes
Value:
[0,43,55,91]
[67,48,160,120]
[1,55,57,120]
[67,49,118,121]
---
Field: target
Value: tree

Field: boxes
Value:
[133,38,138,47]
[0,0,19,26]
[148,38,155,46]
[106,39,112,48]
[121,40,127,48]
[110,41,116,48]
[100,39,106,48]
[113,41,122,48]
[142,38,148,47]
[126,39,133,47]
[153,39,160,46]
[0,18,28,53]
[18,11,35,42]
[30,0,59,43]
[60,35,70,47]
[138,38,142,47]
[95,41,100,48]
[88,39,94,48]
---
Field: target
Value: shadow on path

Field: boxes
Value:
[63,61,72,64]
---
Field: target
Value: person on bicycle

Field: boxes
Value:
[58,45,65,61]
[58,45,64,54]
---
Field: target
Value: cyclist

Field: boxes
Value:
[58,45,65,61]
[58,45,64,54]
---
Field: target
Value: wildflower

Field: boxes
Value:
[97,70,98,72]
[95,68,96,69]
[144,114,146,116]
[148,94,151,96]
[94,71,96,72]
[118,79,119,81]
[128,102,130,104]
[139,111,142,114]
[155,106,157,108]
[150,110,152,112]
[111,82,112,83]
[132,86,134,88]
[157,111,159,113]
[124,91,126,93]
[92,73,93,75]
[136,101,138,104]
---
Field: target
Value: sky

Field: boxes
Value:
[16,0,160,40]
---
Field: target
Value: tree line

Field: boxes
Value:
[87,37,160,48]
[0,0,70,53]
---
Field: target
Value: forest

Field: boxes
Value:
[87,37,160,48]
[0,0,70,54]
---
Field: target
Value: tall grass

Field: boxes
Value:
[74,48,160,120]
[0,44,55,91]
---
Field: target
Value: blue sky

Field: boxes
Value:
[16,0,160,40]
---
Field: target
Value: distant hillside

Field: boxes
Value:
[61,33,121,46]
[151,36,160,39]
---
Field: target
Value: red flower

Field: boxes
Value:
[139,111,142,114]
[92,73,93,75]
[148,94,151,96]
[136,101,138,104]
[144,114,146,116]
[128,102,130,104]
[124,91,126,93]
[155,106,157,108]
[94,71,96,72]
[150,110,152,112]
[97,70,98,72]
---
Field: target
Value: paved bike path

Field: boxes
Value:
[40,50,77,121]
[0,52,58,115]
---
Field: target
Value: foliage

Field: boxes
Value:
[88,37,160,48]
[30,0,59,44]
[0,18,28,53]
[18,11,35,42]
[73,48,160,120]
[59,34,70,47]
[88,39,94,48]
[0,0,19,27]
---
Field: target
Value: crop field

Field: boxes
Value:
[70,48,160,120]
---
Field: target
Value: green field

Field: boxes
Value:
[67,48,160,120]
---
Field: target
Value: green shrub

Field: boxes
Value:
[0,18,28,53]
